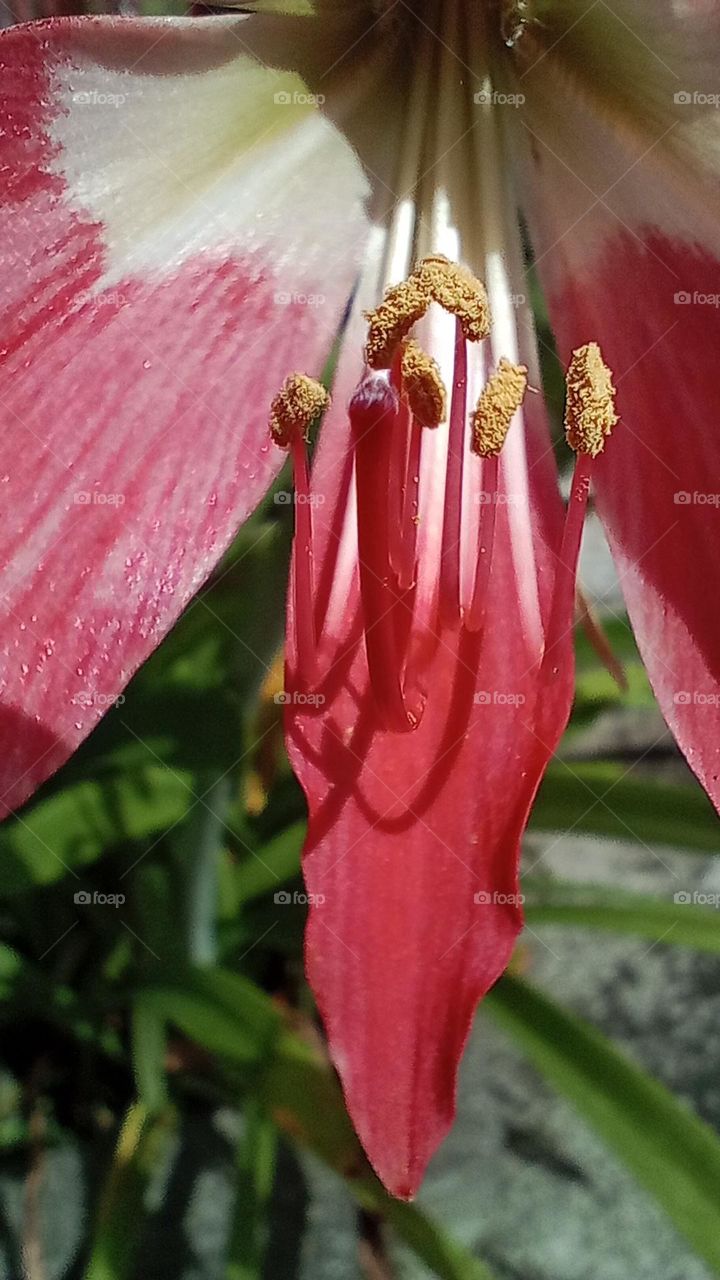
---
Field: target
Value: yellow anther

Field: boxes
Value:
[364,277,431,370]
[269,373,330,448]
[400,339,447,428]
[471,358,528,456]
[415,255,491,344]
[564,342,618,457]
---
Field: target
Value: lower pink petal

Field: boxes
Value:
[285,281,573,1196]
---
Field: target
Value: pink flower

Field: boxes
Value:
[0,0,718,1196]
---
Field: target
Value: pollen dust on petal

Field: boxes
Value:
[269,373,330,448]
[401,339,446,428]
[471,357,528,456]
[564,342,618,457]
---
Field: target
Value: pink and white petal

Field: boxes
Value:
[515,20,720,809]
[0,15,375,813]
[284,251,573,1197]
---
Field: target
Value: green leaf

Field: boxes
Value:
[131,996,169,1114]
[226,1100,277,1280]
[139,967,282,1069]
[524,881,720,952]
[84,1102,175,1280]
[233,822,305,905]
[530,761,719,852]
[487,976,720,1274]
[0,768,193,896]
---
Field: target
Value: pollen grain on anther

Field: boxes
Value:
[471,357,528,457]
[364,277,431,369]
[564,342,617,457]
[415,254,491,344]
[400,339,446,429]
[269,373,330,449]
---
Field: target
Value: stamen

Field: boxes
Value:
[465,360,526,631]
[269,373,329,687]
[269,373,329,448]
[415,254,491,344]
[540,344,619,692]
[471,358,528,456]
[564,342,618,457]
[401,339,447,429]
[364,277,431,370]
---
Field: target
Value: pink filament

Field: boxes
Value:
[541,451,594,676]
[397,415,423,590]
[439,319,468,627]
[466,453,499,633]
[290,434,318,687]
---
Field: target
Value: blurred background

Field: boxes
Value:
[1,6,719,1278]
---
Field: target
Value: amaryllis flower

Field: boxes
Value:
[1,0,718,1196]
